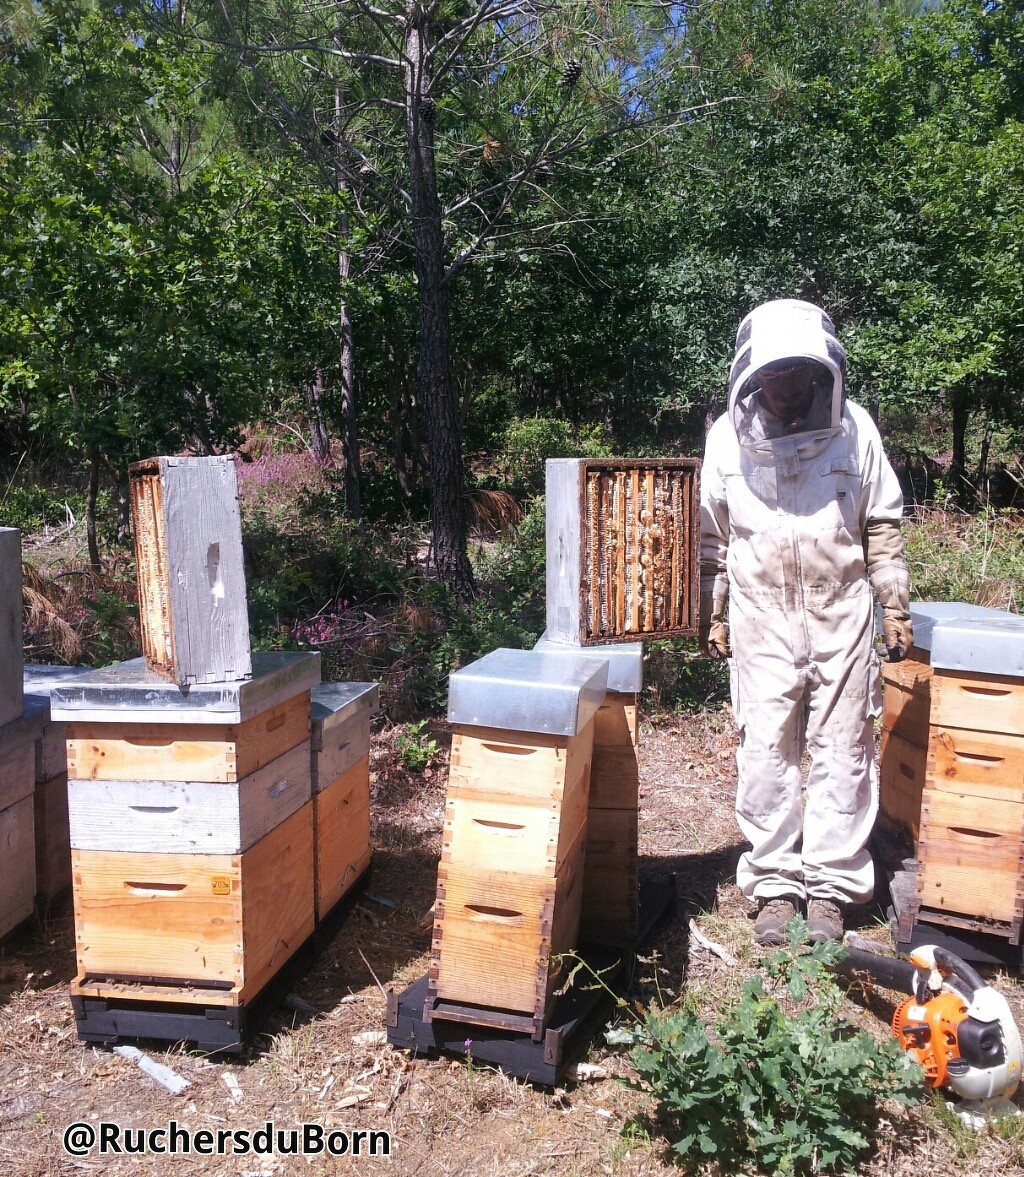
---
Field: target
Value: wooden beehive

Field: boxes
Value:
[0,528,23,727]
[878,647,932,841]
[129,455,251,686]
[0,795,35,939]
[66,690,310,784]
[34,773,70,906]
[581,691,639,945]
[314,755,372,920]
[427,718,595,1036]
[545,458,699,645]
[71,801,314,1002]
[915,668,1024,930]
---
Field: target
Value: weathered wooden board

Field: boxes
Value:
[314,757,371,919]
[917,789,1024,923]
[311,706,371,794]
[68,740,312,854]
[429,822,586,1020]
[72,802,314,1002]
[0,795,35,939]
[880,655,933,748]
[593,692,639,749]
[928,726,1024,799]
[441,758,590,878]
[931,670,1024,737]
[589,745,640,811]
[130,455,251,686]
[545,459,699,645]
[0,529,23,728]
[0,729,36,812]
[879,729,928,842]
[66,690,310,783]
[34,772,71,903]
[580,806,638,942]
[448,720,594,803]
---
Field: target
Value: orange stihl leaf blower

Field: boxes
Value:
[839,942,1022,1123]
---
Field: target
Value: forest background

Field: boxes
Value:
[2,0,1024,718]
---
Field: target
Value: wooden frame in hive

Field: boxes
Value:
[545,458,700,645]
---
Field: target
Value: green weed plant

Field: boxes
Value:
[396,719,440,772]
[606,921,923,1175]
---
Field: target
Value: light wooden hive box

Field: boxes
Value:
[545,458,700,646]
[428,648,608,1039]
[53,652,321,1005]
[912,612,1024,932]
[22,666,92,910]
[310,681,378,923]
[534,634,643,947]
[129,455,251,687]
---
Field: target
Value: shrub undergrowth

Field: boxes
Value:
[603,923,923,1175]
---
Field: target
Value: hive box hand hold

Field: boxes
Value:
[545,458,700,646]
[130,455,251,686]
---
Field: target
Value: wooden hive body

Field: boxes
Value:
[0,528,23,727]
[313,755,372,920]
[580,691,639,945]
[879,648,933,841]
[71,801,314,1003]
[130,455,251,686]
[545,459,700,646]
[66,690,310,784]
[916,668,1024,931]
[0,795,35,938]
[427,718,595,1037]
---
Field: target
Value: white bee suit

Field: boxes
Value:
[700,300,906,904]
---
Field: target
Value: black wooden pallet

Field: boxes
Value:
[386,876,676,1085]
[72,864,372,1054]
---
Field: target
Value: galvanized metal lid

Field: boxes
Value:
[533,632,643,694]
[929,614,1024,676]
[49,650,321,725]
[447,647,609,736]
[901,601,1011,653]
[311,681,379,729]
[23,664,92,701]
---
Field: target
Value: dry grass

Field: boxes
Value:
[2,711,1024,1175]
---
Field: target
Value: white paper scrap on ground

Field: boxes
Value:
[113,1045,191,1095]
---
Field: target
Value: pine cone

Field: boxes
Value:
[419,98,436,125]
[561,58,582,88]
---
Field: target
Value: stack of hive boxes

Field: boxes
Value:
[427,648,607,1039]
[53,456,322,1044]
[0,527,40,940]
[879,602,1024,947]
[534,635,642,947]
[310,681,378,927]
[24,665,91,913]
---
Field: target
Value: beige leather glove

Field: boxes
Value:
[882,609,914,662]
[865,519,913,662]
[699,579,729,660]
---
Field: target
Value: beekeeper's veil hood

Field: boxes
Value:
[727,299,846,458]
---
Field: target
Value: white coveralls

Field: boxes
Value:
[700,301,905,905]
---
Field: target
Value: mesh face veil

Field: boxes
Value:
[727,299,847,451]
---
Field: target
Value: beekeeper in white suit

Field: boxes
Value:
[699,299,912,945]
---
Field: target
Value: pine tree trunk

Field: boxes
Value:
[334,73,362,519]
[116,467,132,547]
[404,9,474,601]
[950,387,971,508]
[86,445,101,571]
[304,370,333,466]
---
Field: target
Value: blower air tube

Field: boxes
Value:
[832,946,919,994]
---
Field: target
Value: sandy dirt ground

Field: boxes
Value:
[2,706,1024,1176]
